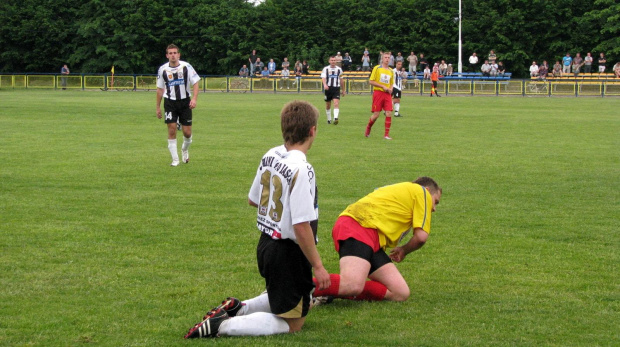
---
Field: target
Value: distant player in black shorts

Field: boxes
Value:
[156,44,201,166]
[321,56,345,125]
[391,61,406,117]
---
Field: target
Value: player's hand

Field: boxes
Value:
[156,108,162,119]
[314,266,331,290]
[389,247,406,263]
[189,99,197,109]
[324,85,329,90]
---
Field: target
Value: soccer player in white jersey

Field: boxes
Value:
[185,100,331,339]
[156,44,201,166]
[321,56,345,125]
[392,61,406,117]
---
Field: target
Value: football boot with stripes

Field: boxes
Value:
[205,297,243,318]
[184,307,228,339]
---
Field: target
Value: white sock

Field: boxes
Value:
[167,139,179,161]
[326,109,331,121]
[182,136,192,152]
[394,103,400,113]
[218,312,289,336]
[237,292,271,316]
[334,108,339,119]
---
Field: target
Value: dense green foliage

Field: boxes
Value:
[1,0,618,77]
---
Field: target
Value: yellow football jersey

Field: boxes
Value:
[339,182,433,249]
[369,65,394,92]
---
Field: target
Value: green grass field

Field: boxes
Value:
[1,90,618,346]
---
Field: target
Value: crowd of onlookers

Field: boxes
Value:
[240,49,620,80]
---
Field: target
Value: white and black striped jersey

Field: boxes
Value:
[320,65,343,88]
[392,68,406,91]
[156,60,201,100]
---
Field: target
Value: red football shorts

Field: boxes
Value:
[332,216,381,253]
[371,90,393,112]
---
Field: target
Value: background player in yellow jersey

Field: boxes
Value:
[365,52,395,140]
[312,177,442,302]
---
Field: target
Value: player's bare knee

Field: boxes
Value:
[392,288,410,302]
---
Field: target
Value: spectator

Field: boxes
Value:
[614,62,620,78]
[302,60,310,75]
[538,60,548,80]
[407,51,418,74]
[497,61,506,76]
[261,66,270,77]
[481,60,491,77]
[335,52,343,68]
[584,52,593,73]
[468,52,478,72]
[60,64,70,90]
[572,53,583,76]
[388,52,395,68]
[489,61,498,77]
[254,58,264,76]
[294,60,302,74]
[419,53,428,72]
[378,51,384,65]
[439,60,448,75]
[294,64,303,85]
[423,65,431,80]
[562,53,572,74]
[364,47,369,55]
[239,64,249,77]
[529,61,539,77]
[280,68,290,89]
[488,50,497,64]
[446,63,453,76]
[553,61,562,77]
[361,53,371,71]
[249,49,258,75]
[395,52,404,65]
[268,59,276,75]
[342,53,352,71]
[598,53,607,73]
[282,57,290,71]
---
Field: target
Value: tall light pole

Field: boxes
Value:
[458,0,463,73]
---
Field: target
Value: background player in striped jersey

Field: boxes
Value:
[365,52,394,140]
[312,177,442,303]
[321,56,345,125]
[156,44,201,166]
[391,61,407,117]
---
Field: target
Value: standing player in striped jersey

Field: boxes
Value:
[365,52,394,139]
[156,44,201,166]
[392,61,406,117]
[311,177,442,303]
[321,56,345,125]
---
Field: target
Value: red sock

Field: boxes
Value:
[345,280,387,301]
[313,274,340,297]
[384,117,392,137]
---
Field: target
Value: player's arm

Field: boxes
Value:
[389,228,428,263]
[156,88,164,119]
[294,222,330,290]
[189,81,199,109]
[340,75,345,95]
[248,198,258,207]
[322,76,328,90]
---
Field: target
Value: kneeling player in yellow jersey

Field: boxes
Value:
[313,177,442,302]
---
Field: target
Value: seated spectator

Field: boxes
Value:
[294,60,302,74]
[497,61,506,76]
[268,59,276,74]
[439,60,448,75]
[553,61,562,77]
[446,63,453,76]
[239,64,249,77]
[481,60,491,77]
[254,58,264,76]
[280,68,290,89]
[342,53,352,71]
[489,61,498,77]
[614,62,620,78]
[538,61,548,80]
[423,65,431,80]
[261,66,270,77]
[529,61,539,77]
[302,60,310,75]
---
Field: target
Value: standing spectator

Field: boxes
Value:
[614,62,620,78]
[365,52,394,140]
[488,50,497,64]
[364,47,369,55]
[553,61,562,77]
[335,52,343,68]
[388,52,395,68]
[391,61,406,117]
[447,63,454,76]
[282,57,290,71]
[562,53,572,74]
[538,60,548,80]
[438,60,448,75]
[395,52,404,65]
[407,51,418,74]
[184,101,330,339]
[239,64,249,77]
[572,53,583,76]
[497,61,506,76]
[584,52,593,73]
[254,58,264,76]
[342,53,352,71]
[430,68,441,97]
[60,64,70,90]
[268,59,276,75]
[598,53,607,73]
[302,60,310,75]
[249,49,258,76]
[419,53,428,72]
[378,51,384,65]
[361,53,371,71]
[321,56,345,125]
[480,60,491,77]
[468,52,479,72]
[294,63,303,85]
[529,61,539,77]
[155,44,201,167]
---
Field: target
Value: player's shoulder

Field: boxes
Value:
[157,62,169,71]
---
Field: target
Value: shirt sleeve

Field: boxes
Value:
[289,165,316,226]
[156,66,165,89]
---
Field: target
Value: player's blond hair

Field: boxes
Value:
[281,100,318,145]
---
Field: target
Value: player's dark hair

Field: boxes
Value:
[414,176,442,194]
[166,44,179,53]
[281,100,318,145]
